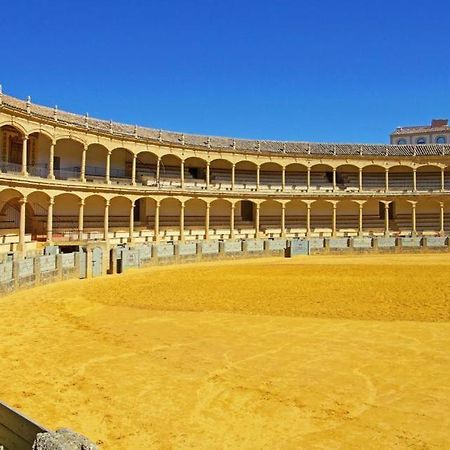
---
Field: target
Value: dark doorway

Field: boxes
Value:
[241,201,254,221]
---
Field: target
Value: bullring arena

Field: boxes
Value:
[0,91,450,449]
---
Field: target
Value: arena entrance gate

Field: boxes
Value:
[92,247,103,277]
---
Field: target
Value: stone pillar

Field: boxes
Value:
[156,157,161,186]
[306,203,311,236]
[19,197,27,252]
[255,203,260,238]
[281,167,286,191]
[412,168,417,192]
[332,168,337,192]
[21,137,28,176]
[106,151,111,184]
[281,203,286,237]
[48,142,55,179]
[205,203,210,239]
[440,202,445,235]
[256,165,260,191]
[131,154,137,186]
[385,168,389,192]
[230,203,235,238]
[47,198,54,243]
[179,202,185,242]
[129,201,135,242]
[81,145,87,182]
[180,160,185,188]
[359,167,363,192]
[307,167,311,191]
[231,164,236,190]
[358,202,364,236]
[383,201,390,236]
[332,202,337,237]
[411,201,417,236]
[104,199,110,242]
[154,201,160,241]
[206,162,210,189]
[441,168,445,192]
[78,199,85,240]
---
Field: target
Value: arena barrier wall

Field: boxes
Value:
[0,236,449,296]
[0,400,49,449]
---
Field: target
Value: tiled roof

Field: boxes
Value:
[1,93,450,157]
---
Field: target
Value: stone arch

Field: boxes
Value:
[0,124,28,172]
[184,157,208,186]
[185,197,207,238]
[109,196,132,231]
[86,143,108,181]
[210,198,232,230]
[388,165,414,191]
[110,147,134,183]
[260,162,282,189]
[53,193,82,239]
[416,164,442,192]
[310,199,333,235]
[235,161,257,189]
[0,188,26,235]
[160,197,182,236]
[260,199,282,235]
[335,164,360,191]
[28,131,53,177]
[286,199,307,235]
[54,138,84,180]
[285,163,308,191]
[160,154,182,187]
[362,164,387,191]
[310,163,334,191]
[84,194,108,233]
[210,159,233,188]
[336,199,359,235]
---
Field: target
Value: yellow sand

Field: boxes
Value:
[1,254,450,449]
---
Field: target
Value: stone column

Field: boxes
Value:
[47,198,54,243]
[48,142,55,179]
[412,168,417,192]
[385,168,389,192]
[383,201,390,236]
[281,167,286,192]
[131,154,137,186]
[104,199,110,243]
[180,160,185,188]
[179,202,185,242]
[256,165,260,191]
[129,201,135,242]
[307,167,311,191]
[439,202,445,235]
[231,164,236,190]
[410,201,417,236]
[332,202,337,237]
[281,203,286,237]
[230,203,235,238]
[359,167,363,192]
[81,145,87,182]
[205,203,210,239]
[255,203,260,238]
[106,151,111,184]
[332,168,337,192]
[358,202,364,236]
[78,199,85,240]
[19,197,27,251]
[206,162,210,189]
[156,157,161,186]
[441,168,445,192]
[21,137,28,176]
[306,203,311,236]
[154,201,160,241]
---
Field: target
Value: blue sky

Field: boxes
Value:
[2,0,450,143]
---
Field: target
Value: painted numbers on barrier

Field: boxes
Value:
[18,259,34,278]
[61,253,75,269]
[352,237,372,248]
[308,238,325,249]
[268,239,286,251]
[289,240,309,255]
[201,241,219,254]
[401,237,422,247]
[0,261,13,283]
[178,243,197,256]
[329,238,349,249]
[224,241,242,253]
[40,255,56,273]
[377,237,396,248]
[138,245,152,260]
[246,240,264,252]
[155,244,174,258]
[427,237,447,247]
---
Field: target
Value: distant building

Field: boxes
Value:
[391,119,449,145]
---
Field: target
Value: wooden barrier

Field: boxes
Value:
[0,401,49,450]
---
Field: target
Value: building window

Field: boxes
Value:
[436,136,446,144]
[416,137,426,145]
[397,139,407,145]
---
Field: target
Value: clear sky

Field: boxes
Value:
[2,0,450,143]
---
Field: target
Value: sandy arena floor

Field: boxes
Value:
[1,254,450,449]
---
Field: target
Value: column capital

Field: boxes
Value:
[79,199,85,206]
[48,198,55,206]
[19,197,27,205]
[105,199,110,207]
[83,144,88,151]
[206,203,211,209]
